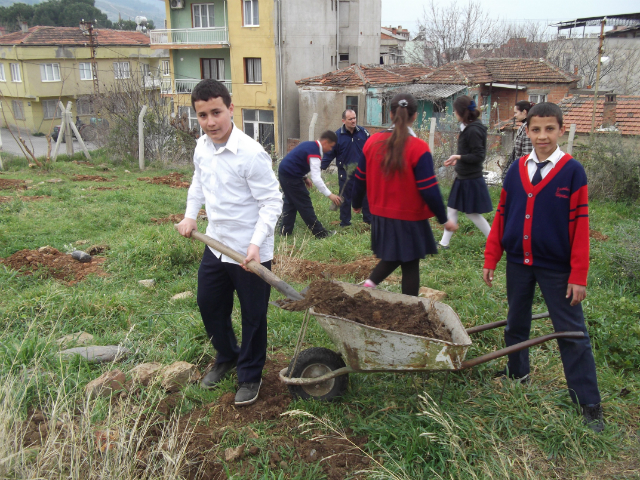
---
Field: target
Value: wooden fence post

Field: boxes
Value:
[139,105,148,170]
[67,116,92,161]
[566,124,577,155]
[65,102,74,157]
[0,126,3,171]
[52,101,67,162]
[308,112,318,142]
[429,117,436,153]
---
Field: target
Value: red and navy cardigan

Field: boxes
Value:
[352,132,447,224]
[484,153,590,285]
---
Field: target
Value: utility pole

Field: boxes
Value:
[80,20,99,94]
[590,18,606,134]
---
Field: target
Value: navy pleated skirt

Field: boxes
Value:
[447,176,493,214]
[370,215,437,262]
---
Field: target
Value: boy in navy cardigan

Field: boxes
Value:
[483,103,603,432]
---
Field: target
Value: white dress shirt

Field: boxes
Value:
[525,146,565,182]
[308,141,332,197]
[185,124,283,264]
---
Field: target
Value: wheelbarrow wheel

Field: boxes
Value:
[287,347,349,402]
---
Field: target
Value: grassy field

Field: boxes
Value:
[0,151,639,479]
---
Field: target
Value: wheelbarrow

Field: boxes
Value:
[177,227,584,402]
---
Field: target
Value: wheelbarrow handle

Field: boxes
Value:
[465,311,550,334]
[460,331,585,370]
[174,225,304,301]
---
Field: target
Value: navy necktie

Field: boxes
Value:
[532,161,550,186]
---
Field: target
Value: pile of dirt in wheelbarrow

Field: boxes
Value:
[138,172,190,189]
[0,247,106,285]
[0,179,27,191]
[70,174,113,182]
[273,255,380,283]
[282,281,452,341]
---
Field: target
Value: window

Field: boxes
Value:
[243,0,259,26]
[40,63,61,82]
[0,64,5,81]
[243,109,274,151]
[192,3,215,28]
[77,96,95,115]
[178,105,199,130]
[244,58,262,84]
[140,63,150,77]
[346,96,358,117]
[162,60,170,76]
[79,62,94,80]
[113,62,130,79]
[12,100,24,120]
[529,94,546,103]
[42,99,63,119]
[339,53,349,62]
[202,58,224,80]
[10,63,21,82]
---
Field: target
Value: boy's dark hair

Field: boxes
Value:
[453,95,481,125]
[191,79,231,109]
[526,102,564,128]
[515,100,534,114]
[319,130,338,143]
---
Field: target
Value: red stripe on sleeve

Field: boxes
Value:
[568,184,590,285]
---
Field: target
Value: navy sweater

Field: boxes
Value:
[278,141,322,178]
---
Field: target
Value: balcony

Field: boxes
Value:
[150,27,229,48]
[161,78,232,95]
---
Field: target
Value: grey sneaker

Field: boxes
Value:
[581,404,604,433]
[200,359,237,389]
[235,380,262,406]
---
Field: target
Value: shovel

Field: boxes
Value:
[174,225,304,301]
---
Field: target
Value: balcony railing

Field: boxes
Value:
[150,27,229,46]
[161,78,232,95]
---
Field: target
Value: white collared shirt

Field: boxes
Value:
[525,146,564,182]
[185,124,283,264]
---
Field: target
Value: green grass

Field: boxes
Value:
[0,151,639,479]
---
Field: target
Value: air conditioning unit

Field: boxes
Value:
[170,0,184,9]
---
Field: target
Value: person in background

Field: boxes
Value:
[439,95,493,249]
[351,93,457,296]
[503,100,535,179]
[278,131,342,238]
[321,109,372,227]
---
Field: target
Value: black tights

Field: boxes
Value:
[369,259,420,296]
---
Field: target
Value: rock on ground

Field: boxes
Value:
[85,370,126,399]
[160,361,201,392]
[171,291,193,301]
[130,362,163,386]
[59,345,131,363]
[71,250,92,263]
[56,331,94,348]
[138,279,155,288]
[419,287,447,302]
[224,444,245,462]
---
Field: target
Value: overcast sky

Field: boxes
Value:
[381,0,640,35]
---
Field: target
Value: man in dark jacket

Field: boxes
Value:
[321,109,372,227]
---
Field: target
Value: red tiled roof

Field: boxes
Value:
[0,26,150,46]
[557,95,640,136]
[420,58,579,85]
[296,63,434,87]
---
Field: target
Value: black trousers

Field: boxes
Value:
[369,259,420,296]
[278,173,328,237]
[505,262,601,405]
[197,247,271,384]
[339,168,371,226]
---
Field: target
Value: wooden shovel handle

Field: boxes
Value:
[175,225,304,301]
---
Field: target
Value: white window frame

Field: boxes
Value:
[178,105,200,130]
[245,58,262,84]
[529,94,547,103]
[113,61,131,79]
[12,100,25,120]
[79,62,94,81]
[42,99,63,119]
[0,64,5,82]
[162,60,170,76]
[243,109,274,149]
[243,0,259,26]
[10,63,21,82]
[192,3,215,28]
[40,63,61,82]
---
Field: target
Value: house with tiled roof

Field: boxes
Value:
[557,93,640,136]
[0,25,168,134]
[296,63,440,139]
[418,58,580,126]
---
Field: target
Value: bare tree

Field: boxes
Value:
[482,22,550,59]
[602,45,640,95]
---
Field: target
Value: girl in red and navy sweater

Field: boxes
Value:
[352,93,457,296]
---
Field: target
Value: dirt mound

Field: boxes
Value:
[86,244,110,255]
[138,172,190,189]
[0,195,49,204]
[71,175,113,182]
[151,209,208,224]
[282,280,452,341]
[590,229,609,241]
[0,248,106,284]
[273,255,378,283]
[0,179,26,191]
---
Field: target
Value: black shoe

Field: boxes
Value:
[581,404,604,433]
[200,359,237,389]
[235,380,262,406]
[494,368,530,384]
[339,223,352,228]
[315,230,336,239]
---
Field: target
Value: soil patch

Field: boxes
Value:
[0,248,106,285]
[138,172,190,189]
[273,255,378,283]
[151,209,207,224]
[282,280,452,341]
[86,244,110,255]
[71,175,113,182]
[590,229,609,241]
[0,179,26,191]
[0,195,50,204]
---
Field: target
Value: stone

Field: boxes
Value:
[224,444,245,462]
[38,246,56,254]
[138,279,155,288]
[24,179,34,184]
[71,250,92,263]
[75,240,90,245]
[59,345,131,363]
[46,178,63,183]
[86,244,109,255]
[56,331,94,348]
[130,362,163,386]
[124,170,131,173]
[245,426,259,439]
[160,361,200,392]
[419,287,447,302]
[171,291,193,301]
[85,370,126,399]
